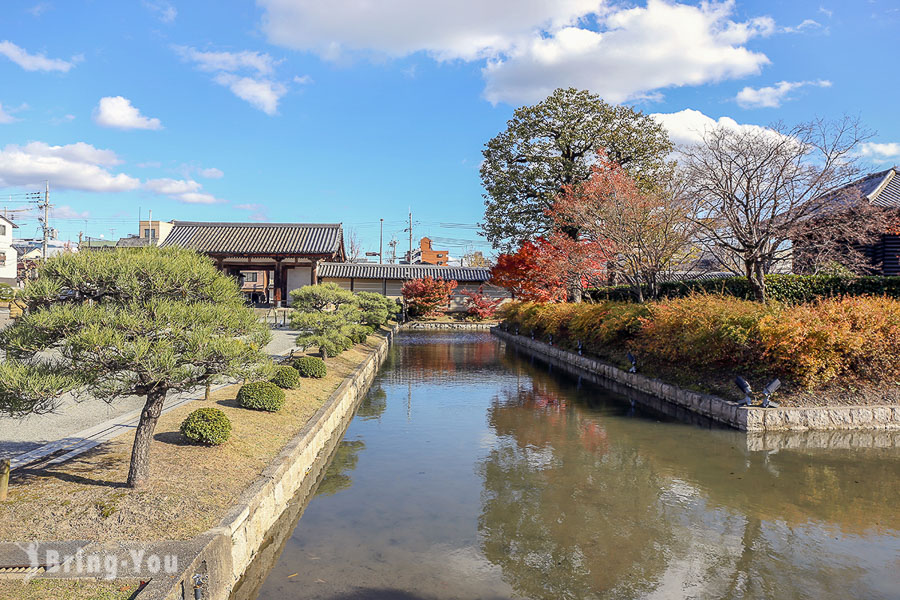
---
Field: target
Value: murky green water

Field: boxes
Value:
[247,331,900,600]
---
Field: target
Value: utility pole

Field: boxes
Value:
[408,209,413,264]
[388,238,398,264]
[148,209,153,245]
[379,218,383,264]
[41,180,50,260]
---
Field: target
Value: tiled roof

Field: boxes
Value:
[159,221,344,256]
[116,236,152,248]
[869,168,900,208]
[820,167,900,208]
[318,262,492,282]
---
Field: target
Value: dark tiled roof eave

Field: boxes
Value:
[318,262,492,282]
[159,221,344,256]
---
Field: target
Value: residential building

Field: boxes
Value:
[412,237,450,265]
[0,215,17,285]
[138,220,175,245]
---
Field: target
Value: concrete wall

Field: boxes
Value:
[494,328,900,432]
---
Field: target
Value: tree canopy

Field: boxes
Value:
[480,87,673,249]
[0,247,272,488]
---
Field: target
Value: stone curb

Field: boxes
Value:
[493,328,900,432]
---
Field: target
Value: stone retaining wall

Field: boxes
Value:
[494,328,900,432]
[402,321,496,331]
[150,326,396,600]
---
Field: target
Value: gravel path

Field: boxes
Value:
[0,327,300,460]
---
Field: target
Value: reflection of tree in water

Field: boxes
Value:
[316,439,365,496]
[477,387,673,599]
[356,386,387,421]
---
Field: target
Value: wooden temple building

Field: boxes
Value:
[159,221,346,305]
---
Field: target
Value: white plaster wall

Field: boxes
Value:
[285,266,312,305]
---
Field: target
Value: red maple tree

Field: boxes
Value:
[460,285,505,320]
[402,276,458,316]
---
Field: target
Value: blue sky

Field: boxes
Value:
[1,0,898,259]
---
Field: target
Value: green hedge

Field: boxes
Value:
[587,274,900,304]
[293,356,327,378]
[180,408,232,445]
[237,381,286,412]
[270,365,301,389]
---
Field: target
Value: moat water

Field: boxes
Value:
[241,331,900,600]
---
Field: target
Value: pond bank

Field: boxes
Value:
[494,328,900,432]
[0,326,396,600]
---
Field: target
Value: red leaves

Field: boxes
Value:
[460,285,505,320]
[402,276,458,316]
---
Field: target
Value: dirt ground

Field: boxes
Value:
[0,334,384,543]
[0,579,140,600]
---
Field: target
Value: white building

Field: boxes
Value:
[0,215,18,284]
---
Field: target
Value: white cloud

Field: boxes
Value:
[483,1,772,104]
[175,46,276,75]
[144,1,177,23]
[176,46,287,114]
[858,142,900,163]
[0,104,17,124]
[213,74,286,115]
[735,79,831,108]
[93,96,163,130]
[650,108,771,146]
[0,40,78,72]
[781,18,824,33]
[259,0,777,105]
[0,142,139,192]
[52,205,90,219]
[28,3,52,17]
[293,74,313,85]
[259,0,601,61]
[199,167,223,178]
[236,203,268,222]
[144,178,221,204]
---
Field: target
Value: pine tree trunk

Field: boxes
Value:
[126,387,168,489]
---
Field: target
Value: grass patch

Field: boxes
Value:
[0,330,387,542]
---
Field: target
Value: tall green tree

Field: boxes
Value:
[0,247,272,488]
[480,87,673,249]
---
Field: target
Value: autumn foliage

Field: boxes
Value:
[490,236,608,303]
[460,286,505,320]
[500,295,900,389]
[402,276,458,317]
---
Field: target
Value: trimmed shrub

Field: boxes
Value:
[237,381,285,412]
[588,274,900,304]
[180,408,232,445]
[757,296,900,387]
[636,295,771,370]
[270,365,301,389]
[294,356,327,378]
[500,296,900,389]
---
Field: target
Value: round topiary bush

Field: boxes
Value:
[180,408,232,445]
[237,381,286,412]
[271,365,301,389]
[293,356,327,378]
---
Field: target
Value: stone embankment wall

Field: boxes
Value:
[493,328,900,432]
[402,321,496,331]
[147,327,396,600]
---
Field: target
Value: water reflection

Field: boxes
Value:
[243,332,900,600]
